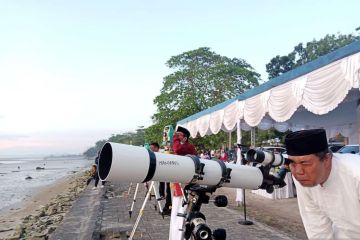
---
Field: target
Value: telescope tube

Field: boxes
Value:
[246,149,284,167]
[98,142,263,190]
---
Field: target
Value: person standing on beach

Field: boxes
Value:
[94,151,106,188]
[86,152,105,189]
[285,129,360,239]
[86,164,100,189]
[169,126,197,240]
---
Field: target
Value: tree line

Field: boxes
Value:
[84,31,359,158]
[83,127,145,158]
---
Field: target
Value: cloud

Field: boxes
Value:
[0,129,118,156]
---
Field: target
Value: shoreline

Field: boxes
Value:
[0,170,89,239]
[0,174,72,216]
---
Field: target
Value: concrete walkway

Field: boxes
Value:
[50,183,300,240]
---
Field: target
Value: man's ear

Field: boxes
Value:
[324,153,332,164]
[183,137,188,142]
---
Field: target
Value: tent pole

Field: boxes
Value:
[237,119,253,225]
[229,131,232,150]
[251,127,256,148]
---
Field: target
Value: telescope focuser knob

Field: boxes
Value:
[213,195,228,207]
[212,228,226,240]
[266,185,274,194]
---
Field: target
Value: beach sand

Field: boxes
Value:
[0,171,88,240]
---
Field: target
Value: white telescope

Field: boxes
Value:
[98,142,264,190]
[246,149,285,167]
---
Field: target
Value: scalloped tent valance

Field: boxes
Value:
[177,41,360,144]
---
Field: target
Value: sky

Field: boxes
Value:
[0,0,359,156]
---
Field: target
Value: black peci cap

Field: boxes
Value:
[285,129,328,156]
[176,126,190,138]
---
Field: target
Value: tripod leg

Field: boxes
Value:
[127,182,133,195]
[152,181,163,215]
[129,183,139,218]
[129,181,155,240]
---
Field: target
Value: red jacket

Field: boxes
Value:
[219,152,228,161]
[171,134,197,196]
[172,134,197,156]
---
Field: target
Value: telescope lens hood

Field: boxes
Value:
[98,142,113,180]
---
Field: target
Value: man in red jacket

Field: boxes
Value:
[172,126,197,156]
[169,126,197,240]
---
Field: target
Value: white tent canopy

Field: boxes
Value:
[177,40,360,144]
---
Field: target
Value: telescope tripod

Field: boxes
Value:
[178,185,227,240]
[128,181,165,240]
[128,182,164,218]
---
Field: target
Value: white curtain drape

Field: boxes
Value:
[179,52,360,139]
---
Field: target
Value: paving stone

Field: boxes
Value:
[50,183,301,240]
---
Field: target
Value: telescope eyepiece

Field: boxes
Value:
[198,229,209,239]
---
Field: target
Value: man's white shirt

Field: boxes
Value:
[294,153,360,239]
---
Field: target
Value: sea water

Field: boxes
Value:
[0,156,91,211]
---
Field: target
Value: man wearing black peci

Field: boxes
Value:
[285,129,360,239]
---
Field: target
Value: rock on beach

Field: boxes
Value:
[6,172,90,240]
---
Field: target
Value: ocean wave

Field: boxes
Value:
[0,161,25,164]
